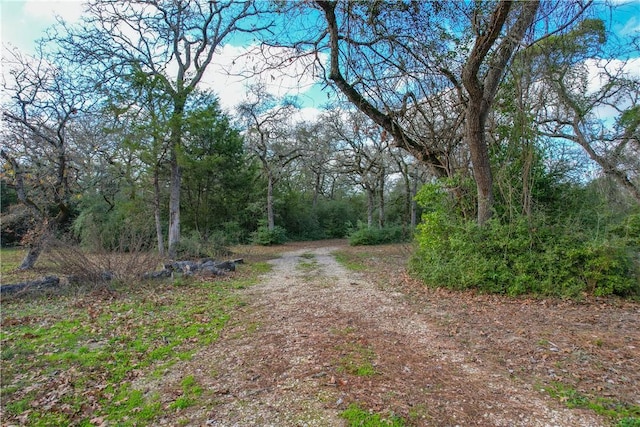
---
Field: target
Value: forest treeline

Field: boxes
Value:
[1,1,638,297]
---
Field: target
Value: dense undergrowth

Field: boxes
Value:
[410,182,640,298]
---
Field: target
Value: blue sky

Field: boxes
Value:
[0,0,328,118]
[2,0,639,115]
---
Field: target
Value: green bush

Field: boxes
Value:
[410,183,639,298]
[617,418,640,427]
[174,231,212,259]
[251,225,287,246]
[348,223,412,246]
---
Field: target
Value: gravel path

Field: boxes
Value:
[154,245,607,426]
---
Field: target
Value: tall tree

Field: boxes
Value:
[313,0,543,225]
[237,87,302,231]
[181,94,257,236]
[1,46,92,268]
[57,0,272,257]
[534,18,640,202]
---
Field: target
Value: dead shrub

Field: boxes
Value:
[46,235,162,289]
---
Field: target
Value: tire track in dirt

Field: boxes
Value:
[156,245,607,426]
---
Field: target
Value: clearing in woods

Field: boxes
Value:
[142,241,638,426]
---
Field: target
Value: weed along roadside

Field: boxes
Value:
[1,242,639,426]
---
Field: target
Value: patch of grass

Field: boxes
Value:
[0,262,262,425]
[105,386,162,425]
[0,247,23,274]
[330,326,357,336]
[617,418,640,427]
[0,247,57,284]
[169,375,203,410]
[341,403,405,426]
[336,342,378,377]
[297,259,319,272]
[251,261,274,275]
[544,381,640,422]
[333,251,367,272]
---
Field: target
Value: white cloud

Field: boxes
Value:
[584,57,640,122]
[201,44,326,115]
[23,0,85,23]
[585,57,640,94]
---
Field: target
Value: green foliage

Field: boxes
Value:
[544,381,640,422]
[251,224,287,246]
[1,179,18,213]
[411,182,640,298]
[617,418,640,427]
[276,190,325,240]
[180,98,262,237]
[275,191,365,240]
[349,223,412,246]
[73,193,156,252]
[340,403,405,427]
[316,196,367,238]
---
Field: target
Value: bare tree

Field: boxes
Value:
[56,0,273,257]
[326,109,390,228]
[1,47,91,269]
[237,86,302,231]
[534,19,640,202]
[305,1,591,225]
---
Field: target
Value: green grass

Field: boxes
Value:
[341,403,405,426]
[169,375,203,410]
[543,381,640,424]
[336,342,378,377]
[0,261,266,426]
[332,250,368,272]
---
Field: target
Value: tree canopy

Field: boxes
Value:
[1,0,638,296]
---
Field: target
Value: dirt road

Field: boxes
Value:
[151,244,621,426]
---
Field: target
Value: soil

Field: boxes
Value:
[141,241,639,426]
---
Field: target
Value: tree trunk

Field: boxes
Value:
[378,169,385,228]
[313,172,321,210]
[459,1,540,225]
[19,227,52,270]
[465,103,495,225]
[411,178,418,228]
[521,143,534,218]
[153,166,165,257]
[167,149,181,258]
[167,100,185,259]
[267,172,275,231]
[367,188,374,228]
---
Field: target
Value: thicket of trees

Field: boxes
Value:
[2,0,638,296]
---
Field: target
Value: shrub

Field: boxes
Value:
[410,216,639,298]
[251,225,287,246]
[410,182,640,298]
[46,237,161,288]
[348,223,412,246]
[174,230,232,259]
